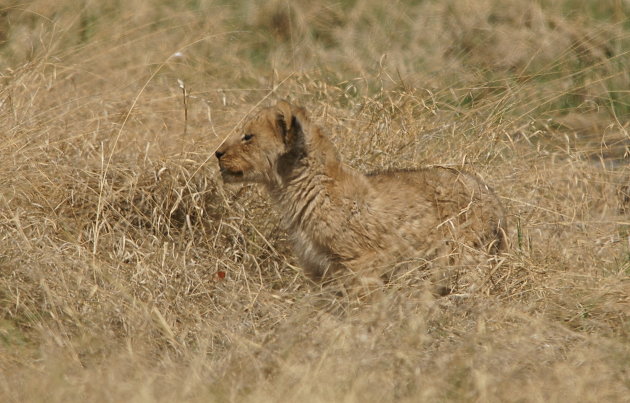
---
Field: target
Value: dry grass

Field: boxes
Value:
[0,1,629,402]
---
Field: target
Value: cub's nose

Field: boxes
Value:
[215,150,225,160]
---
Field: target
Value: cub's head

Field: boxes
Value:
[215,100,304,184]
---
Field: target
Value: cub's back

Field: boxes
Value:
[366,166,507,253]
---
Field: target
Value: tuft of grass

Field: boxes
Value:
[0,1,629,402]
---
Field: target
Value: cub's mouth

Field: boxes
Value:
[220,168,244,182]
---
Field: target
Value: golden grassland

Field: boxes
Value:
[0,1,629,401]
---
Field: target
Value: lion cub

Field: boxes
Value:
[216,101,506,293]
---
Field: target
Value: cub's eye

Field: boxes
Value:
[242,134,254,141]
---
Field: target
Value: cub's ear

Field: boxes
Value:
[273,100,306,153]
[275,100,294,136]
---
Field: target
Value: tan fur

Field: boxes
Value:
[216,101,507,293]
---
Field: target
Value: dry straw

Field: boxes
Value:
[0,1,628,402]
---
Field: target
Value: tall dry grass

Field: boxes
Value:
[0,0,628,402]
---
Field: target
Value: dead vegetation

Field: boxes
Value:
[0,1,628,402]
